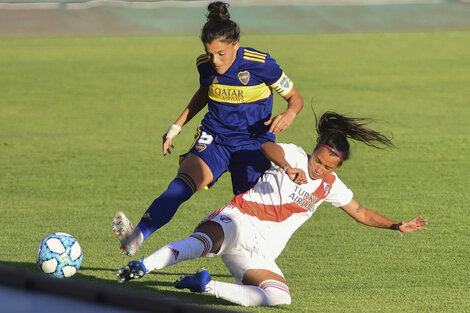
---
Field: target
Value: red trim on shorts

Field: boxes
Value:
[206,206,226,220]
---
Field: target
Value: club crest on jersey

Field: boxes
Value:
[219,215,232,223]
[196,144,207,152]
[323,182,330,196]
[238,71,250,85]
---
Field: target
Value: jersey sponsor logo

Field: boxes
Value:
[288,185,320,212]
[219,215,232,223]
[213,87,244,102]
[238,71,250,85]
[209,83,272,104]
[288,175,336,212]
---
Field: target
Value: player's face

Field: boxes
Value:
[308,146,341,180]
[204,39,240,75]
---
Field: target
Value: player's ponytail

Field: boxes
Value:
[315,111,393,164]
[201,1,240,44]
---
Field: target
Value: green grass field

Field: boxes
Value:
[1,31,469,312]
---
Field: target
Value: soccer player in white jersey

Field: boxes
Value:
[116,112,428,307]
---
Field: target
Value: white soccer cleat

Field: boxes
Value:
[112,211,141,256]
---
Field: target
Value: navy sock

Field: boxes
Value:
[138,173,196,240]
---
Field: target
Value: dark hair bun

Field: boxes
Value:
[201,1,239,43]
[207,1,230,22]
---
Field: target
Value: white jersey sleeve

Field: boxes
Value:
[324,173,353,207]
[277,143,307,169]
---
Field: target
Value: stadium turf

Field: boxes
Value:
[1,31,469,312]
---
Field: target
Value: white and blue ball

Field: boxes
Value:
[36,232,83,278]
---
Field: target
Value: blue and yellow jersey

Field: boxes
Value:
[196,47,294,146]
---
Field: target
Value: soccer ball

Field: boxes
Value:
[36,232,83,278]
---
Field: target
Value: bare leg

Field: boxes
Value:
[178,153,214,191]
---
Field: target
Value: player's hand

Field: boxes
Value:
[162,135,174,156]
[162,124,181,156]
[398,215,428,234]
[264,111,296,134]
[286,167,307,185]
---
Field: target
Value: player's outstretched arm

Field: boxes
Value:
[398,215,428,233]
[341,198,427,234]
[264,87,303,134]
[162,86,209,155]
[261,142,307,185]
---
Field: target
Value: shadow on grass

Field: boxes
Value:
[0,261,239,308]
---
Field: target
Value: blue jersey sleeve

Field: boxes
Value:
[248,49,294,97]
[196,54,212,86]
[262,54,284,85]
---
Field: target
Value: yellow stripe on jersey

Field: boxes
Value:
[197,58,210,67]
[270,71,294,97]
[243,56,266,63]
[196,55,210,67]
[197,54,208,61]
[243,49,267,63]
[244,49,267,58]
[189,126,202,150]
[209,83,272,104]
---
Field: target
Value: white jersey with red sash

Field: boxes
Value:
[228,143,353,260]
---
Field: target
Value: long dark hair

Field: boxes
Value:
[201,1,240,44]
[315,111,393,164]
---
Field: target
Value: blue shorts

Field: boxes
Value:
[184,126,271,195]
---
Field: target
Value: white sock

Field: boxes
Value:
[142,232,212,272]
[205,279,291,307]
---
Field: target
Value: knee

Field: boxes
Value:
[194,221,224,254]
[170,173,197,195]
[260,281,292,306]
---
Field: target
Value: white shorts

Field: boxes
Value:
[198,204,285,284]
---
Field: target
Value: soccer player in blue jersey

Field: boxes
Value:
[113,1,304,256]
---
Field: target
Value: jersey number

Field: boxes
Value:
[198,131,213,145]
